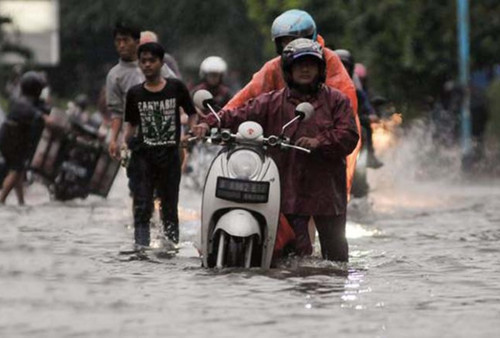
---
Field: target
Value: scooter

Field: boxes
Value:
[192,90,314,269]
[49,118,102,200]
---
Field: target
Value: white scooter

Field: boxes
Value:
[192,90,314,269]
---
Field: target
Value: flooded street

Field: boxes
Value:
[1,147,500,337]
[1,1,499,336]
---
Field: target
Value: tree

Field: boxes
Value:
[49,0,266,100]
[246,0,500,117]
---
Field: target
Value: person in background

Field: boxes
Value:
[140,30,182,79]
[336,49,383,168]
[124,42,197,247]
[0,71,53,205]
[184,56,233,176]
[191,56,233,111]
[106,21,178,209]
[106,21,176,160]
[354,63,369,93]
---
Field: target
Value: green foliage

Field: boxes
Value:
[245,0,306,55]
[23,0,499,123]
[246,0,500,118]
[52,0,266,99]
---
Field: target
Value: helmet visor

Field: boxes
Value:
[291,51,322,61]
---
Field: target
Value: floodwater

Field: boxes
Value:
[1,125,500,338]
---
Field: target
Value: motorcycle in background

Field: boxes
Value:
[30,109,120,201]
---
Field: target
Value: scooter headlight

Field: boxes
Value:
[227,149,262,179]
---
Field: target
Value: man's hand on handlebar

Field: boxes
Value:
[295,137,319,150]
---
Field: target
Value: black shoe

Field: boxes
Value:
[367,154,384,169]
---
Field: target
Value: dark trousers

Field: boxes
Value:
[285,214,348,262]
[361,122,375,155]
[129,147,181,246]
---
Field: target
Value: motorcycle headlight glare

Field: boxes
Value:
[227,150,262,179]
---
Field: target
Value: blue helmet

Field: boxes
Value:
[271,9,317,42]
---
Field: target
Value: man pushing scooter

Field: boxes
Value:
[193,39,359,262]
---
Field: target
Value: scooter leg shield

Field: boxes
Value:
[213,209,261,240]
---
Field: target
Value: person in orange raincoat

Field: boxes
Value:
[224,9,361,195]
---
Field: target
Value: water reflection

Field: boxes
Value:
[339,268,370,309]
[194,256,372,312]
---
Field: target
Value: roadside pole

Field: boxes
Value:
[457,0,472,162]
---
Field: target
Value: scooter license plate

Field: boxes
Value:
[216,177,269,203]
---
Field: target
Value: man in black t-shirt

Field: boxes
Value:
[124,42,196,247]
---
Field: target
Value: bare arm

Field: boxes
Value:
[105,71,126,160]
[110,117,123,143]
[187,114,197,131]
[108,117,123,160]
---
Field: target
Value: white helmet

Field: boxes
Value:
[199,56,227,78]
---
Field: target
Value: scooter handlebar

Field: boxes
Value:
[280,143,311,154]
[185,130,311,153]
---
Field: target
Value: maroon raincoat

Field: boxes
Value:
[206,85,359,216]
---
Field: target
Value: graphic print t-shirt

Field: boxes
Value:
[125,78,195,147]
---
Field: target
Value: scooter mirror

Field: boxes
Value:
[295,102,314,122]
[193,89,213,110]
[192,89,221,127]
[281,102,315,136]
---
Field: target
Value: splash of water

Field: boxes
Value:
[371,118,463,190]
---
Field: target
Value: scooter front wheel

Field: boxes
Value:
[215,232,255,268]
[226,236,246,267]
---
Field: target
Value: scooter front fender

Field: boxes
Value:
[213,209,261,240]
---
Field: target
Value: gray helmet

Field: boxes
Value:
[281,38,326,88]
[334,49,354,78]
